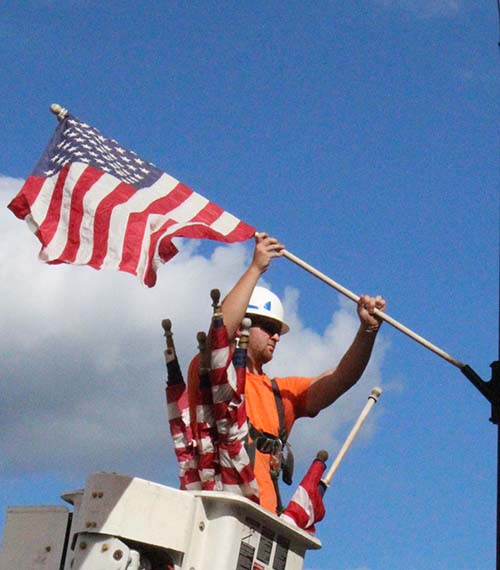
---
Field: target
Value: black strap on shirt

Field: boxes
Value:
[270,378,294,487]
[271,378,287,444]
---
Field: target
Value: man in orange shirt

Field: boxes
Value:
[189,232,386,514]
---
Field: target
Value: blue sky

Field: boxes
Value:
[0,2,498,569]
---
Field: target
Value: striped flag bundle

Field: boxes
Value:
[163,320,201,490]
[280,452,328,534]
[8,110,255,287]
[194,331,219,490]
[163,293,258,502]
[209,307,259,502]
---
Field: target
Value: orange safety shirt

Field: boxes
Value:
[187,354,313,513]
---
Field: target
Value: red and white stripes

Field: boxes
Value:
[8,113,255,287]
[209,320,259,502]
[280,456,327,533]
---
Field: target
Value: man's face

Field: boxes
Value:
[247,317,281,367]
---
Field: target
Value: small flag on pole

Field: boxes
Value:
[280,451,328,533]
[195,331,220,491]
[8,109,255,287]
[162,319,201,490]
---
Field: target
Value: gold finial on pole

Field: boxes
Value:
[161,318,184,385]
[316,450,329,463]
[162,318,175,360]
[210,288,222,318]
[197,331,211,385]
[238,317,252,350]
[50,103,68,121]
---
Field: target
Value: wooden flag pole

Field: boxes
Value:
[282,248,465,369]
[321,387,382,488]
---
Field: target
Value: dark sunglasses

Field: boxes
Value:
[251,318,282,337]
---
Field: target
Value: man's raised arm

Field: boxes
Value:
[220,233,285,339]
[306,294,386,416]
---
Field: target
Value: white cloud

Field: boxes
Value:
[0,174,389,490]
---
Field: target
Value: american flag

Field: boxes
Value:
[165,320,258,499]
[164,338,201,490]
[280,454,327,533]
[210,314,259,502]
[8,113,255,287]
[195,332,220,491]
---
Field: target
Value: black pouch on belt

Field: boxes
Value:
[271,378,294,486]
[281,441,294,486]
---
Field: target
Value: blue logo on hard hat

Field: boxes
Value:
[248,302,272,311]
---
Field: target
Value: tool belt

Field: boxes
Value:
[246,378,295,514]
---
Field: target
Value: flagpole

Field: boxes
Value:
[282,248,465,368]
[321,387,382,488]
[283,244,500,568]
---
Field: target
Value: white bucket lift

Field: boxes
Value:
[0,472,320,570]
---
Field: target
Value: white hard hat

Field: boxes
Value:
[246,286,289,334]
